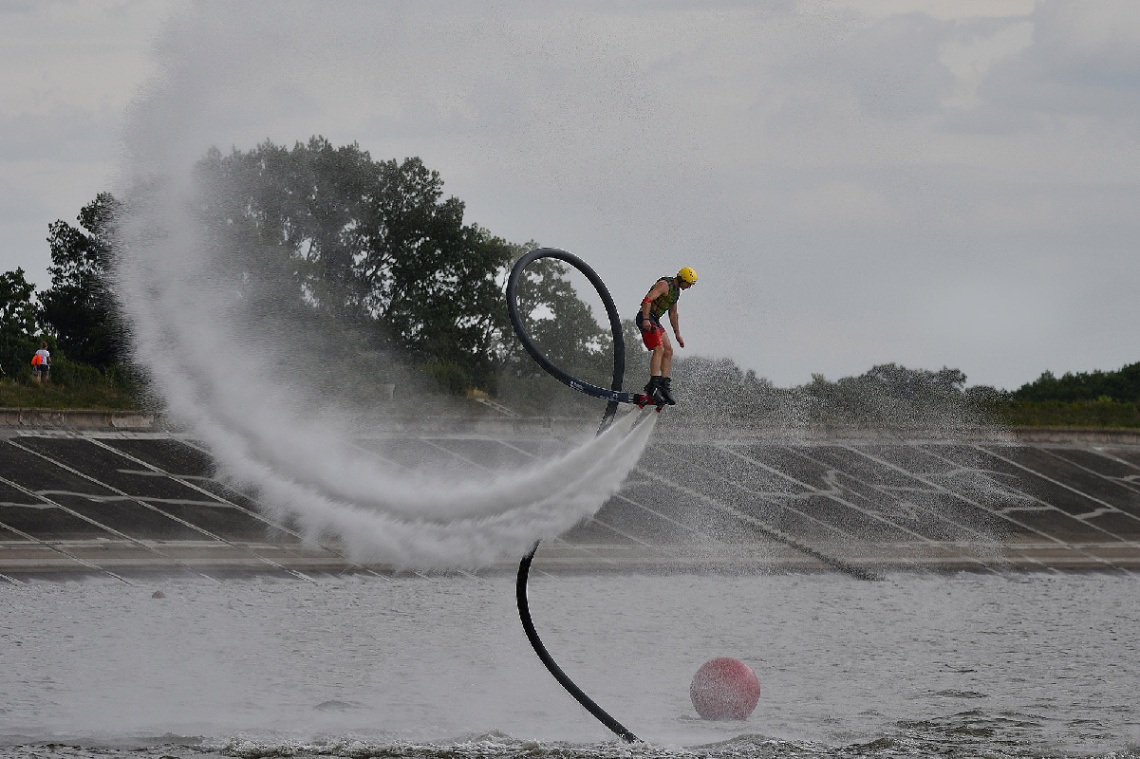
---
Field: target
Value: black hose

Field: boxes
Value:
[508,248,640,742]
[516,542,640,743]
[507,247,647,434]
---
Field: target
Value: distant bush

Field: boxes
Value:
[422,360,473,396]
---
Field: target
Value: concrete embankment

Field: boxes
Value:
[0,408,158,430]
[0,409,1138,577]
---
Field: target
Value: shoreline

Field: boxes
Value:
[1,407,1138,444]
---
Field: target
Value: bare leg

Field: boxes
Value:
[660,333,674,377]
[650,344,665,376]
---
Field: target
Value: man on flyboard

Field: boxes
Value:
[636,267,697,406]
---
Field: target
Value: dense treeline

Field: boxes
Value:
[1013,363,1140,403]
[1000,362,1140,429]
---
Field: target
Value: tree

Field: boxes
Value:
[195,138,519,389]
[40,192,124,368]
[0,268,40,375]
[193,137,605,392]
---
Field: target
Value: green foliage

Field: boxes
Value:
[194,137,521,391]
[0,267,40,377]
[1013,362,1140,403]
[45,357,103,388]
[422,360,474,396]
[194,137,620,397]
[40,192,125,369]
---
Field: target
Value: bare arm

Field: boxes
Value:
[641,280,671,321]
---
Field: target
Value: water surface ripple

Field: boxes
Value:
[1,571,1136,758]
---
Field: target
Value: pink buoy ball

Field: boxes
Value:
[690,657,760,720]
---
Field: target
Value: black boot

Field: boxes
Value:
[644,376,664,402]
[660,376,677,405]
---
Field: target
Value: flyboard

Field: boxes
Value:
[507,248,649,743]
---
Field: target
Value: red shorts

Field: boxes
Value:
[637,314,664,350]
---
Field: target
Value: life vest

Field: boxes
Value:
[646,276,680,319]
[31,354,41,366]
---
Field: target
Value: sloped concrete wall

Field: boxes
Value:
[0,419,1137,576]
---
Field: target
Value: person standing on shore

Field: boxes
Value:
[635,267,697,405]
[32,342,50,382]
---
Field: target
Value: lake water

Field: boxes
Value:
[1,569,1137,758]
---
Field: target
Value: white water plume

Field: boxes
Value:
[111,3,656,570]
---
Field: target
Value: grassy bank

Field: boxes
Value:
[0,377,141,411]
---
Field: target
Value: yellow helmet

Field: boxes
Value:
[677,267,698,284]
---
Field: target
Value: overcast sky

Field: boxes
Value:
[2,0,1137,390]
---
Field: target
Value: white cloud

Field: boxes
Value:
[832,0,1036,22]
[939,20,1034,110]
[976,0,1140,128]
[797,12,958,121]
